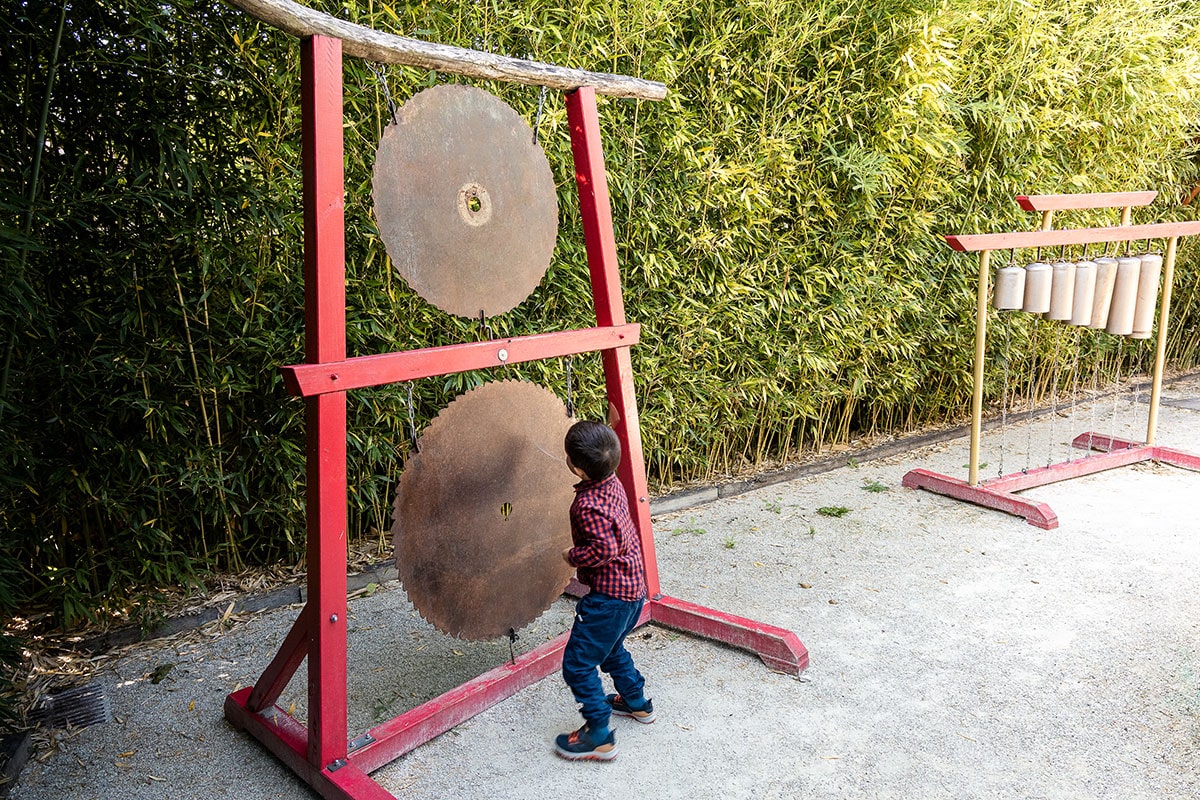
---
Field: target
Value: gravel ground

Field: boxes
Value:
[11,376,1200,800]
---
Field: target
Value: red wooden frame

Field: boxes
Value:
[225,37,807,800]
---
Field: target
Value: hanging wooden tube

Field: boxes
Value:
[1130,252,1162,339]
[1046,260,1076,321]
[1105,256,1141,335]
[1089,256,1118,329]
[993,264,1026,310]
[1022,261,1052,314]
[1070,259,1096,326]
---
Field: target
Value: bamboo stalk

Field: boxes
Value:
[225,0,667,100]
[1,3,68,422]
[1146,236,1179,445]
[968,249,991,486]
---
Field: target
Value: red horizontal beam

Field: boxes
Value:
[944,220,1200,252]
[281,324,640,396]
[1016,191,1157,212]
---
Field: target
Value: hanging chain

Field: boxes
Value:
[1023,319,1039,473]
[1108,336,1125,448]
[565,355,576,418]
[367,63,398,125]
[508,628,519,665]
[1047,324,1063,467]
[405,382,420,453]
[479,310,495,341]
[1086,330,1099,455]
[998,312,1010,477]
[533,85,549,145]
[1067,327,1082,462]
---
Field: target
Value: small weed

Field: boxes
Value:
[723,534,736,549]
[962,462,988,470]
[861,479,889,493]
[847,457,859,469]
[763,499,782,514]
[817,506,850,518]
[671,518,706,536]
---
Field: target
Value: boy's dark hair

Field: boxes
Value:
[564,421,622,481]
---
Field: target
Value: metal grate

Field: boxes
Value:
[29,682,111,730]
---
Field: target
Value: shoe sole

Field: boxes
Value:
[612,708,656,724]
[554,745,617,761]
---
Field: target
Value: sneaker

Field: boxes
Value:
[608,693,656,724]
[554,725,617,761]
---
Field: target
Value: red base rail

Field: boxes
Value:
[902,431,1200,529]
[225,594,807,799]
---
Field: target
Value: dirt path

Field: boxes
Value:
[12,376,1200,799]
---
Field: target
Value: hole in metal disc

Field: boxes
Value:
[458,183,492,227]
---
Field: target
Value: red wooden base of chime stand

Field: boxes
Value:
[223,37,807,800]
[903,191,1200,531]
[903,432,1200,530]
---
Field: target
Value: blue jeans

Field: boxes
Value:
[561,592,647,729]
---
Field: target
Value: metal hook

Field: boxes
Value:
[404,382,420,453]
[367,63,398,126]
[565,355,575,418]
[533,86,549,145]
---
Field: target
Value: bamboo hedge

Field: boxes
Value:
[3,0,1200,627]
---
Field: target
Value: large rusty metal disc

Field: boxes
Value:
[391,380,576,640]
[372,84,558,319]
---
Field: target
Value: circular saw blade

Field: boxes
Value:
[391,380,576,640]
[372,84,559,319]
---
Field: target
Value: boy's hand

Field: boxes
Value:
[561,547,573,565]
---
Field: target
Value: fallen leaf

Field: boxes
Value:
[188,700,195,712]
[799,583,813,589]
[828,599,838,605]
[118,750,136,759]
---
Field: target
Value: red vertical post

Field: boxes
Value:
[565,87,660,597]
[301,35,348,771]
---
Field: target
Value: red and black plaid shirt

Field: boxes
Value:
[566,473,646,601]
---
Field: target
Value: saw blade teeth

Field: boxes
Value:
[371,85,558,319]
[391,380,575,641]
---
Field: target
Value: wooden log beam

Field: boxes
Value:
[225,0,668,101]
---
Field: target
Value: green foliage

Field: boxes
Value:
[670,518,707,536]
[817,506,851,517]
[3,0,1200,624]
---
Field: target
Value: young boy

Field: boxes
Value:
[554,420,655,762]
